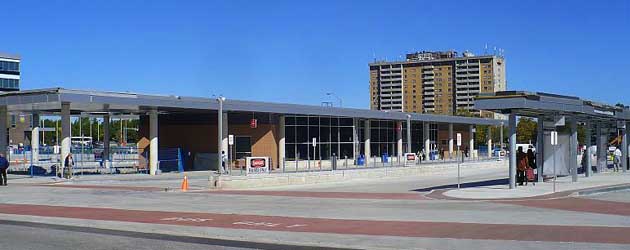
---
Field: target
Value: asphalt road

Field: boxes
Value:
[0,220,353,250]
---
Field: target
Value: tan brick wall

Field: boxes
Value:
[138,116,280,170]
[434,65,454,115]
[370,68,379,110]
[403,66,422,113]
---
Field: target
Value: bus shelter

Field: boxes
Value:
[475,91,630,189]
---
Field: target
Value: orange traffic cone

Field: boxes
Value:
[181,175,189,191]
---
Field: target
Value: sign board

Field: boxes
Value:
[228,135,234,145]
[250,119,258,128]
[404,153,417,166]
[553,116,565,127]
[312,137,317,147]
[456,133,462,147]
[551,131,558,145]
[246,157,270,175]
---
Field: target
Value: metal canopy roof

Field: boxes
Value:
[474,91,630,122]
[0,88,503,126]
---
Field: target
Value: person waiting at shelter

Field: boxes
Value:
[0,153,9,186]
[516,146,529,186]
[527,148,536,180]
[64,153,75,179]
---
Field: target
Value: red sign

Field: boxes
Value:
[250,158,266,168]
[406,154,416,161]
[250,119,258,128]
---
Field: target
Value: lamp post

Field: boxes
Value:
[326,92,342,108]
[406,114,412,153]
[217,96,226,176]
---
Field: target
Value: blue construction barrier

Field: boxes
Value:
[154,148,184,173]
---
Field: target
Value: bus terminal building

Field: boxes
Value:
[0,88,503,175]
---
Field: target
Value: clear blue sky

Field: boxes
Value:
[2,0,629,108]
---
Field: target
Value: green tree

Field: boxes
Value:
[455,109,480,118]
[516,117,537,144]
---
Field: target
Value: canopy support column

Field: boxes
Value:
[508,113,517,189]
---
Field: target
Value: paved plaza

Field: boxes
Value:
[2,162,630,250]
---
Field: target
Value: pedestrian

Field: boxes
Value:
[0,153,9,186]
[64,153,74,179]
[517,146,528,186]
[527,148,536,178]
[614,147,622,172]
[221,150,228,174]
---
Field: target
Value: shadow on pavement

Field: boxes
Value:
[412,178,509,192]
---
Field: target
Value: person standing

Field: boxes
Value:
[614,147,622,172]
[221,150,228,174]
[527,149,536,180]
[517,146,528,186]
[64,153,75,179]
[0,153,9,186]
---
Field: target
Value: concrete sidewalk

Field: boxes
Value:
[442,172,630,200]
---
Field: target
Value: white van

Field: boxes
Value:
[516,144,535,153]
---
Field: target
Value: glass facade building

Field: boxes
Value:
[285,115,355,160]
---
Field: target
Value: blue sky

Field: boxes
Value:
[2,0,629,108]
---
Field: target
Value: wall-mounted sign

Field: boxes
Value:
[250,119,258,128]
[404,153,417,166]
[246,157,270,175]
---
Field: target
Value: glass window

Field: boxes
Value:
[340,127,353,142]
[296,126,308,143]
[285,116,296,125]
[234,136,251,159]
[296,116,308,125]
[286,125,296,143]
[320,126,330,142]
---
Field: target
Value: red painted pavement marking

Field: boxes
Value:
[498,197,630,216]
[1,203,630,244]
[203,190,429,200]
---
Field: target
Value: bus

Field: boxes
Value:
[71,136,93,146]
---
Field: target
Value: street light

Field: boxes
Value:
[217,96,226,176]
[406,114,412,153]
[326,92,342,108]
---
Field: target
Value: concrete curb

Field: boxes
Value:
[574,183,630,196]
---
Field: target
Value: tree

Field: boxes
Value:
[455,109,480,118]
[516,117,537,144]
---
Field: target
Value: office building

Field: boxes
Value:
[369,50,506,117]
[0,53,20,91]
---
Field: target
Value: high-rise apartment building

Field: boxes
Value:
[0,53,20,91]
[369,50,505,117]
